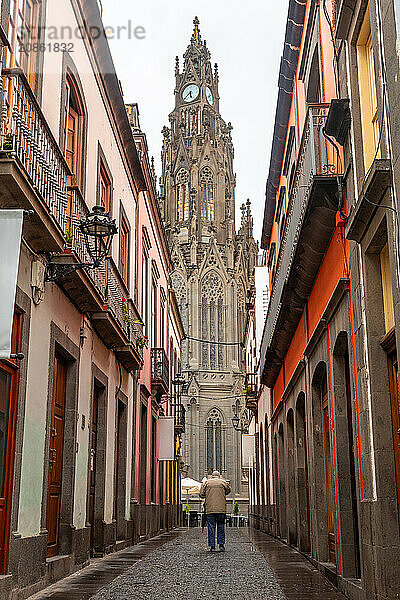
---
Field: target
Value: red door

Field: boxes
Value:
[0,312,22,573]
[46,356,67,558]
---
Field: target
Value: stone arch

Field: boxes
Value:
[311,361,334,563]
[278,422,287,540]
[332,331,361,578]
[296,391,311,552]
[176,168,189,222]
[287,408,297,545]
[205,407,225,474]
[201,271,225,370]
[200,166,214,221]
[171,270,188,367]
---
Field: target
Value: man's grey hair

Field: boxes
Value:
[212,470,220,477]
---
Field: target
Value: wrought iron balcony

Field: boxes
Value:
[0,68,69,252]
[169,402,185,434]
[244,373,258,413]
[151,348,170,395]
[260,104,343,387]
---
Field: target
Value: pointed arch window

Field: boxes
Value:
[176,169,189,222]
[206,409,224,473]
[201,271,224,369]
[200,167,214,221]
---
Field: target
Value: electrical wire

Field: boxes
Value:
[184,335,244,347]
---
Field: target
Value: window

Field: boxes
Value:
[142,251,149,334]
[160,293,165,350]
[176,169,189,222]
[357,6,380,170]
[206,409,224,473]
[200,167,214,221]
[7,0,40,87]
[282,128,295,177]
[99,162,112,213]
[64,76,84,186]
[151,281,157,348]
[201,272,225,369]
[380,243,395,333]
[119,209,130,287]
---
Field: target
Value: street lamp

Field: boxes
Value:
[45,205,117,282]
[232,412,249,434]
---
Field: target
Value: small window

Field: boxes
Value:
[380,243,395,333]
[7,0,40,88]
[99,162,111,213]
[119,209,130,287]
[200,167,214,221]
[151,281,158,348]
[64,75,84,187]
[357,6,380,170]
[142,251,149,334]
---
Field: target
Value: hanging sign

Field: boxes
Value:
[0,210,23,359]
[158,416,175,461]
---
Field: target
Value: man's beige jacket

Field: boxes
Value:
[199,475,231,514]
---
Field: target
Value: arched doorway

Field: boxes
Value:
[312,362,335,564]
[296,393,311,552]
[333,333,361,578]
[287,409,297,545]
[278,423,287,540]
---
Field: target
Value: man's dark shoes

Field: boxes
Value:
[219,545,225,552]
[209,546,215,552]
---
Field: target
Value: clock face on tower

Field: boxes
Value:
[182,84,199,103]
[206,87,214,105]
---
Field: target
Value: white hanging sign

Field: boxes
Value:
[242,434,255,468]
[158,416,175,461]
[0,210,23,358]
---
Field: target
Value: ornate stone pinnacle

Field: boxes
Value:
[175,56,180,75]
[191,16,201,44]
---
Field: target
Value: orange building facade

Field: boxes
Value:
[253,1,400,598]
[250,1,400,598]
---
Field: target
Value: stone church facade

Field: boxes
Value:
[160,18,257,498]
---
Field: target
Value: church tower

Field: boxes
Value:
[160,18,257,498]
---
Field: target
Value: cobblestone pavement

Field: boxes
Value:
[91,528,284,600]
[29,527,347,600]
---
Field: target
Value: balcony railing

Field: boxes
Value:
[262,104,341,357]
[169,402,185,433]
[0,71,144,366]
[0,68,69,234]
[151,348,169,393]
[69,188,144,361]
[244,373,258,399]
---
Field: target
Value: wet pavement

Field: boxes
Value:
[28,528,346,600]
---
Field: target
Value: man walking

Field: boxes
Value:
[199,471,231,552]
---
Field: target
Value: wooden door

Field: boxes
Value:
[88,386,99,552]
[388,349,400,527]
[46,356,67,558]
[0,313,21,573]
[322,377,336,565]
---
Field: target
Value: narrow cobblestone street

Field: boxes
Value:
[29,528,347,600]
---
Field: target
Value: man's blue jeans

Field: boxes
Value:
[206,513,225,548]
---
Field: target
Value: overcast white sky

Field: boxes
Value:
[101,1,288,242]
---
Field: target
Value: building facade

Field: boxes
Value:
[0,3,183,598]
[252,1,400,600]
[159,18,257,500]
